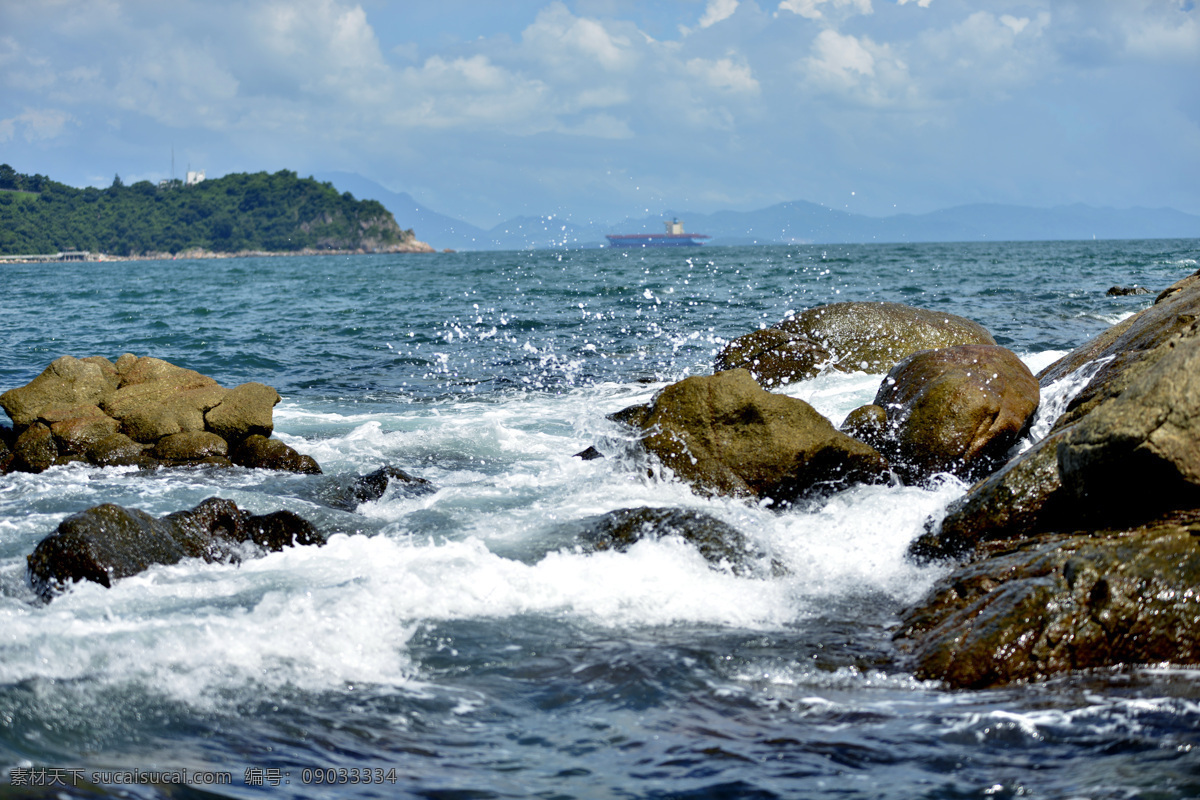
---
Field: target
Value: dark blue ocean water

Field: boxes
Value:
[2,239,1199,799]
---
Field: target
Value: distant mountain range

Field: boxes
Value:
[316,171,1200,252]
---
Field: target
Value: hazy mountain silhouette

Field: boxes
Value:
[320,172,1200,251]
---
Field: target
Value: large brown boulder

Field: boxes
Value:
[1037,270,1200,431]
[27,497,325,601]
[1057,332,1200,518]
[715,302,995,387]
[0,356,118,428]
[896,511,1200,690]
[611,369,890,505]
[874,344,1039,482]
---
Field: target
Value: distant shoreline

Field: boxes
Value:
[0,241,441,264]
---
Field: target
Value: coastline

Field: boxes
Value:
[0,240,438,264]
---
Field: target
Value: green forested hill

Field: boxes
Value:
[0,165,418,256]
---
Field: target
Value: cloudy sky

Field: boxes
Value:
[2,0,1197,226]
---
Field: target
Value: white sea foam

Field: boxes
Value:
[0,365,1037,704]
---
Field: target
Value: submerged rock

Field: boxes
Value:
[611,369,890,506]
[0,354,317,475]
[873,344,1040,483]
[715,302,995,387]
[27,497,325,601]
[896,512,1200,690]
[577,506,763,574]
[1106,285,1150,296]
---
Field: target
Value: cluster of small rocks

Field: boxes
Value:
[0,353,318,474]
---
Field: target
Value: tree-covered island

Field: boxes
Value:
[0,165,433,257]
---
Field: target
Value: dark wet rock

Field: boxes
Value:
[0,426,12,473]
[606,402,651,430]
[350,466,434,504]
[896,511,1200,690]
[1037,272,1200,431]
[874,344,1040,482]
[839,404,888,451]
[574,445,604,461]
[610,369,890,505]
[0,354,316,475]
[1106,285,1150,296]
[27,497,326,601]
[12,422,58,474]
[909,428,1073,562]
[577,506,762,574]
[715,302,995,387]
[1057,332,1200,520]
[230,434,322,474]
[311,466,435,512]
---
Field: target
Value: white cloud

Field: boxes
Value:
[913,10,1049,99]
[2,107,76,142]
[896,0,932,7]
[777,0,872,21]
[521,2,635,72]
[686,56,761,94]
[699,0,740,28]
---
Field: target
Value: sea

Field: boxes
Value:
[2,239,1199,800]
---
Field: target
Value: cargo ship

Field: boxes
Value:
[605,218,711,247]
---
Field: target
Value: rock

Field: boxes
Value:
[1057,332,1200,520]
[715,302,996,387]
[715,328,831,387]
[612,369,890,505]
[1037,272,1200,431]
[103,379,225,443]
[839,404,888,450]
[0,354,314,475]
[0,356,117,428]
[87,432,149,467]
[1106,285,1150,296]
[27,497,325,601]
[577,506,762,574]
[231,434,321,474]
[350,466,434,504]
[153,431,230,462]
[0,427,13,473]
[12,423,58,473]
[895,512,1200,689]
[204,382,280,442]
[909,427,1073,561]
[874,345,1040,482]
[573,445,604,461]
[49,413,121,457]
[1155,269,1200,304]
[312,466,435,511]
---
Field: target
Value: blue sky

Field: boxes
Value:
[2,0,1197,227]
